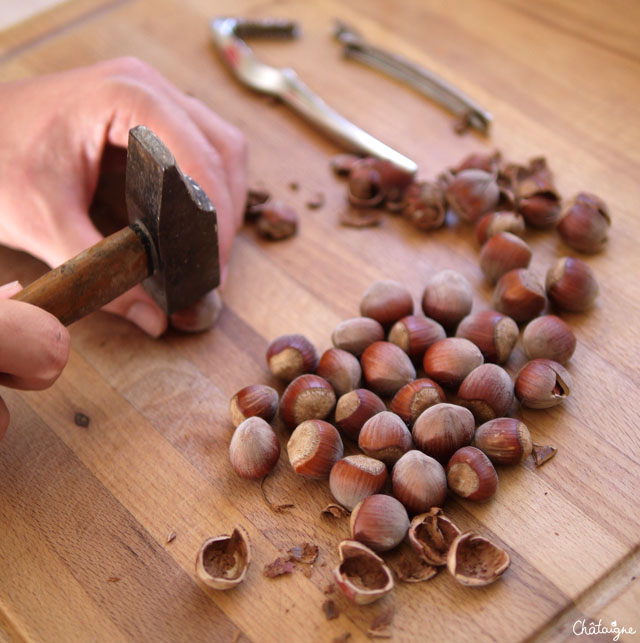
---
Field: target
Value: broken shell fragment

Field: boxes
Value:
[407,508,461,566]
[195,527,251,590]
[333,539,394,605]
[446,531,510,586]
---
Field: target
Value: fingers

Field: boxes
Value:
[102,285,168,338]
[0,299,70,390]
[0,281,22,299]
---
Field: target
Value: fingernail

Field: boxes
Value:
[0,281,22,297]
[125,301,166,337]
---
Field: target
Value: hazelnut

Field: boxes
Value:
[387,315,446,361]
[493,268,546,323]
[334,388,386,440]
[421,270,473,329]
[331,317,385,356]
[279,374,336,430]
[422,338,484,388]
[518,193,561,228]
[329,455,388,510]
[361,341,417,396]
[447,531,510,586]
[457,363,514,423]
[402,181,446,230]
[359,279,414,327]
[316,347,362,396]
[412,403,475,463]
[511,157,561,228]
[445,169,501,223]
[350,494,410,552]
[333,540,394,605]
[455,310,518,364]
[391,450,447,515]
[546,257,599,312]
[522,315,576,364]
[479,232,532,284]
[195,526,251,590]
[254,200,298,240]
[287,419,344,479]
[408,508,461,566]
[452,150,502,175]
[474,418,533,465]
[514,359,572,409]
[446,446,498,502]
[347,159,384,207]
[229,384,279,427]
[557,192,610,253]
[266,333,318,382]
[475,211,525,245]
[389,378,446,426]
[229,417,281,479]
[170,289,223,332]
[358,411,413,465]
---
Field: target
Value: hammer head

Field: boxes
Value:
[125,126,220,314]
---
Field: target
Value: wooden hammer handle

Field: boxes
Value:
[12,226,151,326]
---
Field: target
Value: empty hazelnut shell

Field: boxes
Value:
[447,531,510,586]
[457,363,514,423]
[279,374,336,430]
[266,334,318,382]
[334,388,386,441]
[361,341,417,396]
[389,378,446,426]
[229,384,279,427]
[195,526,251,590]
[287,419,344,479]
[358,411,413,465]
[514,359,572,409]
[229,416,281,479]
[412,403,475,463]
[360,279,414,327]
[408,508,461,566]
[391,450,447,515]
[333,539,394,605]
[350,494,410,552]
[456,310,519,364]
[446,446,498,502]
[329,455,388,510]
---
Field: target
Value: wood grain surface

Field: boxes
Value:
[1,0,639,641]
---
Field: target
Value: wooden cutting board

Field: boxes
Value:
[1,0,639,641]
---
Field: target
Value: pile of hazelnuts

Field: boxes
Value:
[224,149,608,600]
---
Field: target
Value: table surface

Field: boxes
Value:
[1,1,639,641]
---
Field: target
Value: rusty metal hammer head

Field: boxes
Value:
[125,126,220,314]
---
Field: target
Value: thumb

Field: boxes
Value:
[102,286,167,338]
[0,281,23,300]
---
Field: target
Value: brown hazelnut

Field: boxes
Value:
[546,257,599,312]
[358,411,413,465]
[412,403,475,463]
[391,450,447,515]
[229,417,281,479]
[333,540,394,605]
[195,526,251,590]
[457,364,514,423]
[518,193,561,228]
[331,317,385,356]
[408,508,461,566]
[389,378,446,426]
[387,315,446,361]
[446,446,498,502]
[455,310,518,364]
[479,232,532,284]
[229,384,279,427]
[474,418,533,465]
[557,192,610,253]
[254,200,298,240]
[359,279,414,327]
[421,270,473,329]
[287,419,344,479]
[348,159,384,207]
[445,169,501,223]
[452,150,502,175]
[329,455,388,510]
[475,211,525,245]
[422,338,484,388]
[511,157,561,228]
[350,494,410,551]
[316,348,362,396]
[402,181,446,230]
[447,531,510,586]
[493,268,546,323]
[361,341,417,396]
[266,333,319,382]
[514,359,572,409]
[334,388,386,440]
[279,374,336,430]
[522,315,576,364]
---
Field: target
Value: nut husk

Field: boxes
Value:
[195,527,251,590]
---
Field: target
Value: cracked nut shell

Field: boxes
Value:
[447,531,510,586]
[408,508,461,566]
[195,526,251,590]
[514,358,572,409]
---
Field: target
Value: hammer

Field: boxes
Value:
[11,126,220,326]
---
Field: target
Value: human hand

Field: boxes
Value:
[0,281,70,440]
[0,57,247,336]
